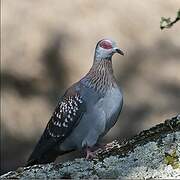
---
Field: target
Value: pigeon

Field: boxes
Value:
[27,38,124,166]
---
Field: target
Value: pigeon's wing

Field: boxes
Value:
[27,84,86,166]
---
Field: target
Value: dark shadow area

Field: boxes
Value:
[118,104,153,138]
[1,73,41,97]
[41,33,69,104]
[159,82,180,100]
[1,122,34,175]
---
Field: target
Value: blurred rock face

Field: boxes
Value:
[1,0,180,174]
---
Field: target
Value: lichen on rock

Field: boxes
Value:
[1,115,180,179]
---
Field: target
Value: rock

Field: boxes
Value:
[1,115,180,179]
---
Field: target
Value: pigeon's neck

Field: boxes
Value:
[81,60,116,93]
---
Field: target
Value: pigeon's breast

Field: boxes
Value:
[101,86,123,133]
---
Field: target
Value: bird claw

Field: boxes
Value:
[85,148,97,160]
[84,143,114,159]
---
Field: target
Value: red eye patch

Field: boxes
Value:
[99,40,112,49]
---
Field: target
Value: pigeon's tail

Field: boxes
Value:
[26,148,74,166]
[26,148,60,167]
[26,129,74,167]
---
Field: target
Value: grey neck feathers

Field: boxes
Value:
[81,60,116,93]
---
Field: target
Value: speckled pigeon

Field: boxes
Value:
[27,38,124,166]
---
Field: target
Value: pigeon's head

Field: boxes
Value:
[94,39,124,61]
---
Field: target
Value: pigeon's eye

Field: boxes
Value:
[99,40,112,49]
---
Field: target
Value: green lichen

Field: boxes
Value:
[165,150,180,169]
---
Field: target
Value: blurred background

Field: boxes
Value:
[1,0,180,175]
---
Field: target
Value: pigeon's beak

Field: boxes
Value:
[114,48,124,56]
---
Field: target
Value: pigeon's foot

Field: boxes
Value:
[84,142,117,159]
[85,147,97,160]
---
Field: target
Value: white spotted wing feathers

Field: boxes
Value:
[47,93,84,138]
